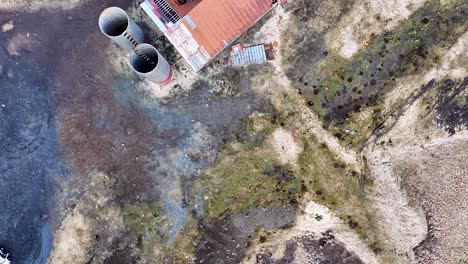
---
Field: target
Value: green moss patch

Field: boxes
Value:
[123,202,163,241]
[196,144,301,219]
[296,133,379,245]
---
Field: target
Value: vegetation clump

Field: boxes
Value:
[283,0,468,148]
[195,143,301,219]
[123,202,163,241]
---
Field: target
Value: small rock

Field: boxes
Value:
[2,21,14,32]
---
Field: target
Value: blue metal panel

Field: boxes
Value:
[185,16,197,29]
[231,44,267,66]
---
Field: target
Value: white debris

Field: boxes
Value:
[2,21,14,32]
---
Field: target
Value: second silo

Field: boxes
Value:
[129,44,173,85]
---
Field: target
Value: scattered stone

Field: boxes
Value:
[2,21,13,32]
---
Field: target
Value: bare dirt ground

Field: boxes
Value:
[368,124,468,264]
[49,173,126,263]
[363,29,468,263]
[243,197,379,264]
[362,30,468,264]
[251,7,363,172]
[326,0,428,58]
[270,128,302,166]
[1,0,467,263]
[0,0,89,11]
[398,134,468,264]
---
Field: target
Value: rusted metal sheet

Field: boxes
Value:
[141,0,275,71]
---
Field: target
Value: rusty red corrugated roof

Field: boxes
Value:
[183,0,273,57]
[165,0,202,18]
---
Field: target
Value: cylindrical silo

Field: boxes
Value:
[129,44,173,85]
[98,7,145,51]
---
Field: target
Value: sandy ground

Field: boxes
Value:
[326,0,428,58]
[251,7,363,173]
[366,146,427,263]
[368,124,468,264]
[2,21,13,32]
[364,30,468,263]
[243,6,373,263]
[48,210,93,263]
[396,134,468,264]
[48,173,125,263]
[270,128,303,166]
[243,197,379,264]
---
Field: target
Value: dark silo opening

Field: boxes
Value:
[99,7,129,37]
[130,45,159,73]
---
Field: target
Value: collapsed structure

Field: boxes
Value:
[141,0,276,71]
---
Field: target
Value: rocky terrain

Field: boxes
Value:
[0,0,467,263]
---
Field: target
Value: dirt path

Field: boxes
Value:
[243,197,379,264]
[252,7,363,173]
[366,146,427,263]
[366,130,468,264]
[363,31,468,263]
[242,6,372,263]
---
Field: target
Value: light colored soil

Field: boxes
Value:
[251,7,363,172]
[2,21,13,32]
[365,31,468,263]
[366,146,427,263]
[270,128,302,166]
[48,173,125,264]
[326,0,427,58]
[396,134,468,264]
[48,210,93,264]
[368,123,468,264]
[243,196,379,264]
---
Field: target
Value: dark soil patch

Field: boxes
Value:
[263,165,295,182]
[194,206,297,264]
[103,246,138,264]
[254,233,363,264]
[434,78,468,135]
[284,0,468,124]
